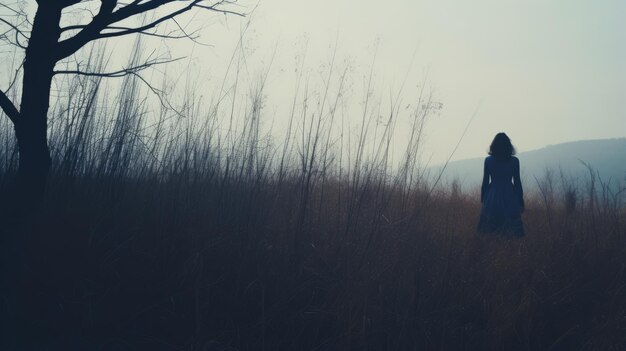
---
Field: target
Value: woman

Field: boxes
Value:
[477,132,525,236]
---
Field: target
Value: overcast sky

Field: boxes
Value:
[252,0,626,159]
[4,0,625,165]
[213,0,626,163]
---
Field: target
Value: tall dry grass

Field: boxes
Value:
[0,40,625,350]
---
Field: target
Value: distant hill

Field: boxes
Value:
[430,138,626,192]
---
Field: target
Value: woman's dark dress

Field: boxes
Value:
[478,155,524,236]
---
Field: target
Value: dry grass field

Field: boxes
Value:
[1,53,625,350]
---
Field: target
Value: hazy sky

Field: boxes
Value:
[5,0,625,165]
[243,0,626,163]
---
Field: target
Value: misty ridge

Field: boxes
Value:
[434,138,626,192]
[1,2,625,351]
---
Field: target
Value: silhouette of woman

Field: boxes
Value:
[477,132,525,236]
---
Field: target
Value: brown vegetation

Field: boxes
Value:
[1,42,625,351]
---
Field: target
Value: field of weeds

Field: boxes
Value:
[1,45,625,350]
[2,166,625,350]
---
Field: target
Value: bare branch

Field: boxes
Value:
[129,71,186,118]
[53,56,183,77]
[82,1,204,40]
[53,46,187,116]
[7,58,24,91]
[0,89,19,124]
[0,12,30,49]
[62,24,199,40]
[63,24,199,41]
[170,17,205,44]
[57,0,242,60]
[0,3,25,17]
[193,2,244,16]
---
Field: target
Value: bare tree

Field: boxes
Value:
[0,0,241,210]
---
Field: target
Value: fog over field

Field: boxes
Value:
[1,1,625,350]
[434,138,626,191]
[247,0,626,163]
[4,0,624,164]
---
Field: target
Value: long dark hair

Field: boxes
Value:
[488,132,516,160]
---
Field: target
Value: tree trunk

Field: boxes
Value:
[15,4,63,209]
[1,7,64,348]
